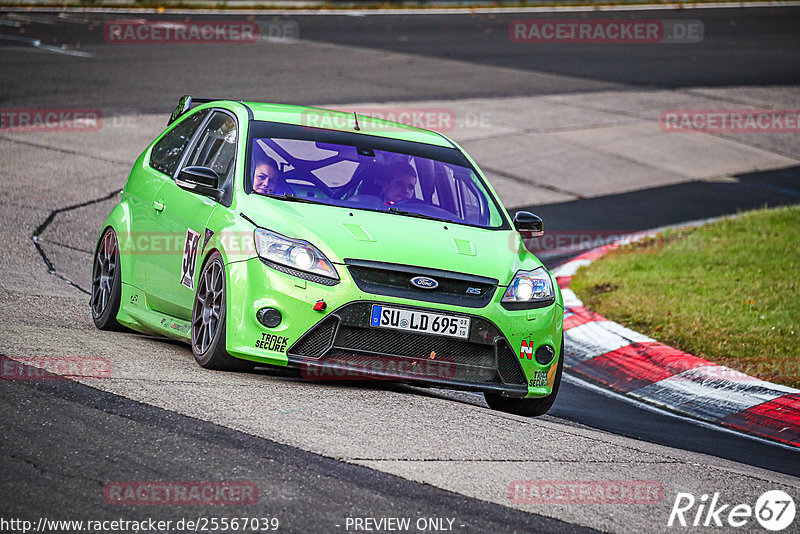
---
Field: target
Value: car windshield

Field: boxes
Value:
[247,122,507,229]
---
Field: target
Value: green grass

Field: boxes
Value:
[571,205,800,389]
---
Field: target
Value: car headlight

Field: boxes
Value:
[254,228,339,281]
[501,267,555,309]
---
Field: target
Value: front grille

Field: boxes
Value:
[287,301,525,388]
[336,325,496,370]
[290,315,337,357]
[345,259,497,308]
[497,340,526,385]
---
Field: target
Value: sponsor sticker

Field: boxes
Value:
[520,340,534,360]
[529,371,548,388]
[202,228,214,253]
[160,318,190,335]
[180,228,201,290]
[255,333,289,352]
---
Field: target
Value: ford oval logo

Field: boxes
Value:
[410,276,439,290]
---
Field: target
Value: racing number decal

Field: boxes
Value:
[180,228,201,290]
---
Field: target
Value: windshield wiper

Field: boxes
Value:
[387,206,452,223]
[263,193,327,206]
[263,194,452,223]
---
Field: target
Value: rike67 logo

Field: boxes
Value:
[668,490,795,531]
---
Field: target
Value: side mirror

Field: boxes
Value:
[514,211,544,237]
[177,166,223,201]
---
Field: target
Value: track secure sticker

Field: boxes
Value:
[529,371,548,388]
[255,333,289,352]
[180,228,201,289]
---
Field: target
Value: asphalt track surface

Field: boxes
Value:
[1,6,799,533]
[0,7,798,110]
[2,364,589,533]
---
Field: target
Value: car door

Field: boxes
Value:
[145,110,238,320]
[127,108,209,290]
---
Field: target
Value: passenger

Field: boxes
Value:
[381,162,417,204]
[252,156,282,195]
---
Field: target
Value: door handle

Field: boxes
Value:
[153,201,165,212]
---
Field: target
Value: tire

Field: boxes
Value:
[90,227,125,331]
[484,335,564,417]
[191,252,251,371]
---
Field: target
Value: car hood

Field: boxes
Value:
[239,197,541,285]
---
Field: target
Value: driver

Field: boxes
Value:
[381,162,417,205]
[252,156,282,195]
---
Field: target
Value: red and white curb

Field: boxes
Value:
[554,243,800,448]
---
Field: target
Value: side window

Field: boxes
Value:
[149,109,208,177]
[457,179,480,222]
[184,112,237,180]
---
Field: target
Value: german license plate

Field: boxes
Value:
[369,305,470,339]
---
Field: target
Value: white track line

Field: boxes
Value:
[0,34,93,57]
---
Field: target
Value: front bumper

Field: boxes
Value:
[287,301,529,397]
[225,257,563,398]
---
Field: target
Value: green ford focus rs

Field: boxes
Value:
[91,96,564,416]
